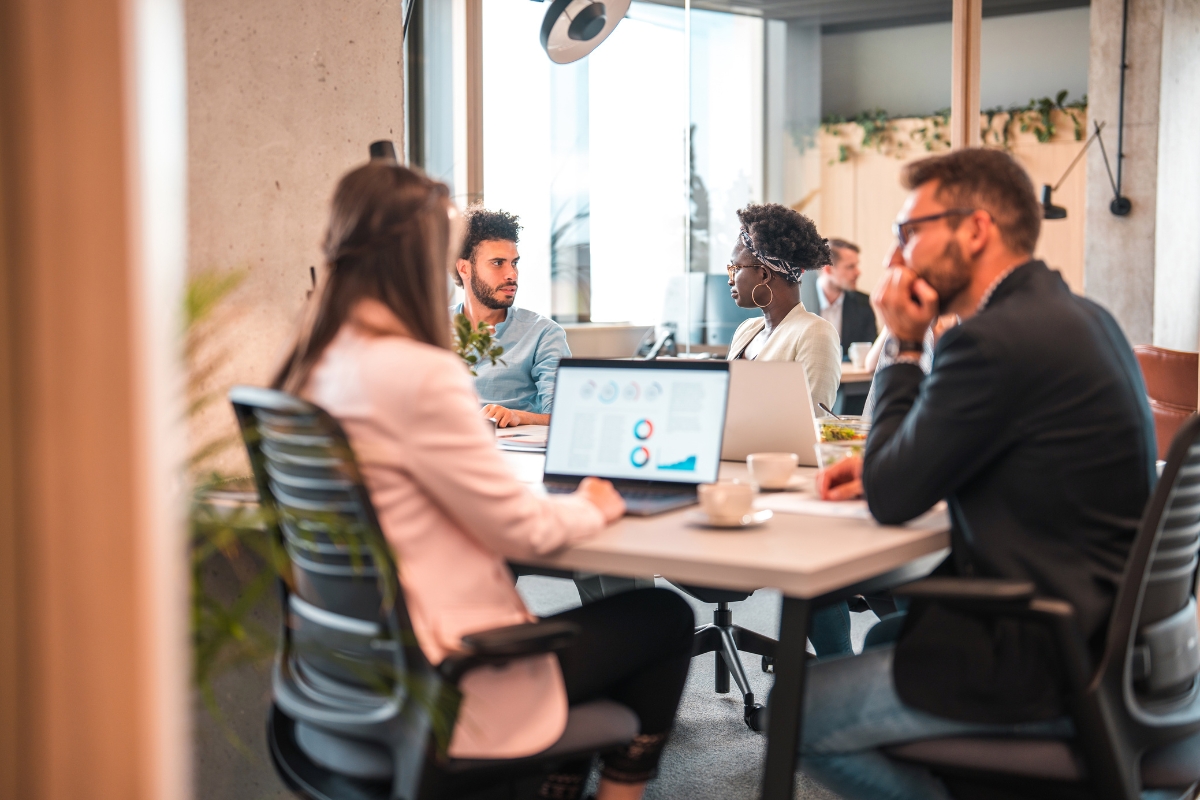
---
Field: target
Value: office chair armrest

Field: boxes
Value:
[892,582,1095,696]
[892,577,1037,605]
[439,620,581,683]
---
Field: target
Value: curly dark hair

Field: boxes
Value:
[455,205,522,286]
[736,203,831,284]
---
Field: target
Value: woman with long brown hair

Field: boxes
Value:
[273,161,693,800]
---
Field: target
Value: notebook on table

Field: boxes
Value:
[543,358,731,516]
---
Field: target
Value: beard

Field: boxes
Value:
[470,264,517,310]
[917,239,973,314]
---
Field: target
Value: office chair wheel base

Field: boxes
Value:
[744,703,767,732]
[761,655,774,674]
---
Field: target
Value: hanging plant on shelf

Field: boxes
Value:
[453,312,505,376]
[911,108,951,153]
[823,91,1087,164]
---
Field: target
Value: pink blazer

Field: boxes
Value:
[303,301,605,759]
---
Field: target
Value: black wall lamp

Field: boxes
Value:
[1042,118,1133,221]
[532,0,631,64]
[1043,0,1133,220]
[369,140,398,163]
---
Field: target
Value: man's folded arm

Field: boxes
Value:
[864,329,1015,524]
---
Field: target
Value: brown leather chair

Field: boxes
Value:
[1133,345,1198,460]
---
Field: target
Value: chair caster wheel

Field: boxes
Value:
[762,655,774,674]
[744,703,768,732]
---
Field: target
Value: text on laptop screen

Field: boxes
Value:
[545,363,730,484]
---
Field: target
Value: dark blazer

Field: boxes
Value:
[800,271,878,359]
[865,260,1156,723]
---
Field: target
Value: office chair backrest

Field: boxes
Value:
[1134,345,1198,461]
[1103,414,1200,713]
[230,385,429,700]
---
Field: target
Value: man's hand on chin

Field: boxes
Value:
[817,455,865,501]
[482,404,550,428]
[871,266,939,343]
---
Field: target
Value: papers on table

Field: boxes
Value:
[496,424,548,452]
[754,492,948,525]
[754,493,872,520]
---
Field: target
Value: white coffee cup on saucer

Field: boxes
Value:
[747,452,799,490]
[849,342,873,369]
[697,480,755,525]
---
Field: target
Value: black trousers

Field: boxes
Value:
[544,587,694,785]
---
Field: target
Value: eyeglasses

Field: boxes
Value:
[892,208,976,248]
[726,263,763,279]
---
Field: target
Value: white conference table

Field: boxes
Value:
[500,450,950,800]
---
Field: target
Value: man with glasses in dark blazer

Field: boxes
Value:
[801,148,1156,800]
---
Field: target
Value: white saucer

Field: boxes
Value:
[687,509,773,529]
[756,474,811,493]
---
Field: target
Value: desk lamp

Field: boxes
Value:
[532,0,631,64]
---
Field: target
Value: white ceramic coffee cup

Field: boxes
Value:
[697,480,755,524]
[747,452,799,490]
[848,341,873,369]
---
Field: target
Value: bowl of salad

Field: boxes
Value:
[818,416,870,443]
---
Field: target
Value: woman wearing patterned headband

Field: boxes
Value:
[727,203,842,412]
[726,203,852,659]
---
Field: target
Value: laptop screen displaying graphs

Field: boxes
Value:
[545,359,730,485]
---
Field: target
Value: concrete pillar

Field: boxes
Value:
[1153,0,1200,352]
[185,4,405,798]
[1084,0,1163,344]
[187,0,406,473]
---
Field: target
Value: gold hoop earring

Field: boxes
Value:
[751,282,773,308]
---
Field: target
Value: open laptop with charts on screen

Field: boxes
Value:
[543,359,731,515]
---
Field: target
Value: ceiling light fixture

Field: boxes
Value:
[533,0,632,64]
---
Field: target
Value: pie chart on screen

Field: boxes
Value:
[629,446,650,468]
[632,419,653,440]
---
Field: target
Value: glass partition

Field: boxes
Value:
[479,0,768,350]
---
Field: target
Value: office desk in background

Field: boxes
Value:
[835,362,874,416]
[501,451,949,800]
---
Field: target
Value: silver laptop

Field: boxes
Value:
[543,358,731,516]
[721,360,821,465]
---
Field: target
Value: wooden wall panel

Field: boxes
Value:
[0,0,188,798]
[811,112,1087,299]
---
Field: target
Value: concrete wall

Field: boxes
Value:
[821,7,1090,119]
[1153,0,1200,351]
[186,2,405,797]
[1083,0,1163,345]
[188,0,406,472]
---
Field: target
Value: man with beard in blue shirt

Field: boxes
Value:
[452,207,570,428]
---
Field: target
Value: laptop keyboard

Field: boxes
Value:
[545,483,693,501]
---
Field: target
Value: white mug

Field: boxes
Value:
[697,480,755,524]
[848,342,873,369]
[747,452,799,490]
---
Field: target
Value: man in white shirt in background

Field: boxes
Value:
[801,238,878,360]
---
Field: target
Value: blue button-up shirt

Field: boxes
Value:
[451,304,571,414]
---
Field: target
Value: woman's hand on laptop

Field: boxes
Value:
[576,477,626,523]
[817,455,865,501]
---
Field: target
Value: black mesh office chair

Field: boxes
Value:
[673,584,777,731]
[882,413,1200,800]
[230,386,639,800]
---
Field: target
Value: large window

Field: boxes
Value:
[476,1,768,341]
[413,0,1091,343]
